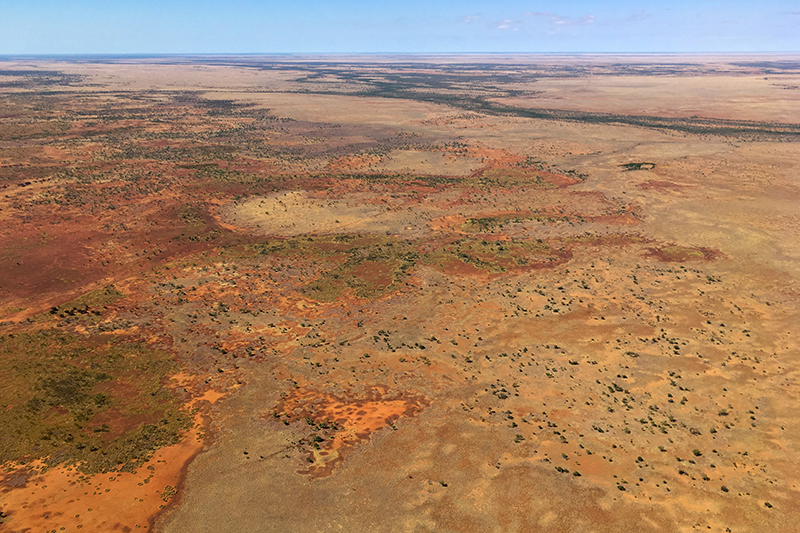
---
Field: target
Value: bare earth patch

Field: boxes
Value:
[274,386,429,479]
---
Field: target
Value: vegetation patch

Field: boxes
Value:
[462,212,575,233]
[176,203,208,228]
[620,162,656,171]
[467,167,585,189]
[41,285,125,326]
[426,238,568,275]
[0,330,190,474]
[246,234,420,301]
[188,162,272,185]
[56,284,123,311]
[303,238,418,301]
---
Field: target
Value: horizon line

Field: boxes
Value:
[2,51,800,59]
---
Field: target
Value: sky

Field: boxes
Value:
[1,0,799,55]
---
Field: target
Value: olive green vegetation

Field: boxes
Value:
[184,162,270,185]
[619,162,657,171]
[462,213,576,233]
[336,169,560,190]
[255,233,556,299]
[254,234,418,301]
[46,284,124,319]
[304,242,418,301]
[0,329,190,474]
[242,232,573,299]
[463,217,505,233]
[177,203,207,228]
[30,284,125,327]
[193,229,635,308]
[425,238,566,274]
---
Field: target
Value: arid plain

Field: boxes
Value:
[1,55,800,532]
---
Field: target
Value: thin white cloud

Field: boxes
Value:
[496,19,521,30]
[558,15,594,26]
[524,11,595,27]
[462,14,481,23]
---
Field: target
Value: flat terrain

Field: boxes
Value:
[1,54,800,532]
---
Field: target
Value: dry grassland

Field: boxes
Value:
[0,55,799,532]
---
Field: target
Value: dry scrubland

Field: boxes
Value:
[0,55,800,532]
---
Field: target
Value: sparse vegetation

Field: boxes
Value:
[0,56,796,533]
[0,330,190,473]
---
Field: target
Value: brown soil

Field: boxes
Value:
[639,180,692,191]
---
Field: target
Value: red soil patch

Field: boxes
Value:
[349,259,396,287]
[537,170,582,188]
[520,251,573,272]
[0,174,256,319]
[274,386,428,479]
[429,214,467,232]
[437,257,492,278]
[87,407,163,444]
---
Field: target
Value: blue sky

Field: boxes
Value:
[1,0,798,54]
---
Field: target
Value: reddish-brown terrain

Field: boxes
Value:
[1,55,800,532]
